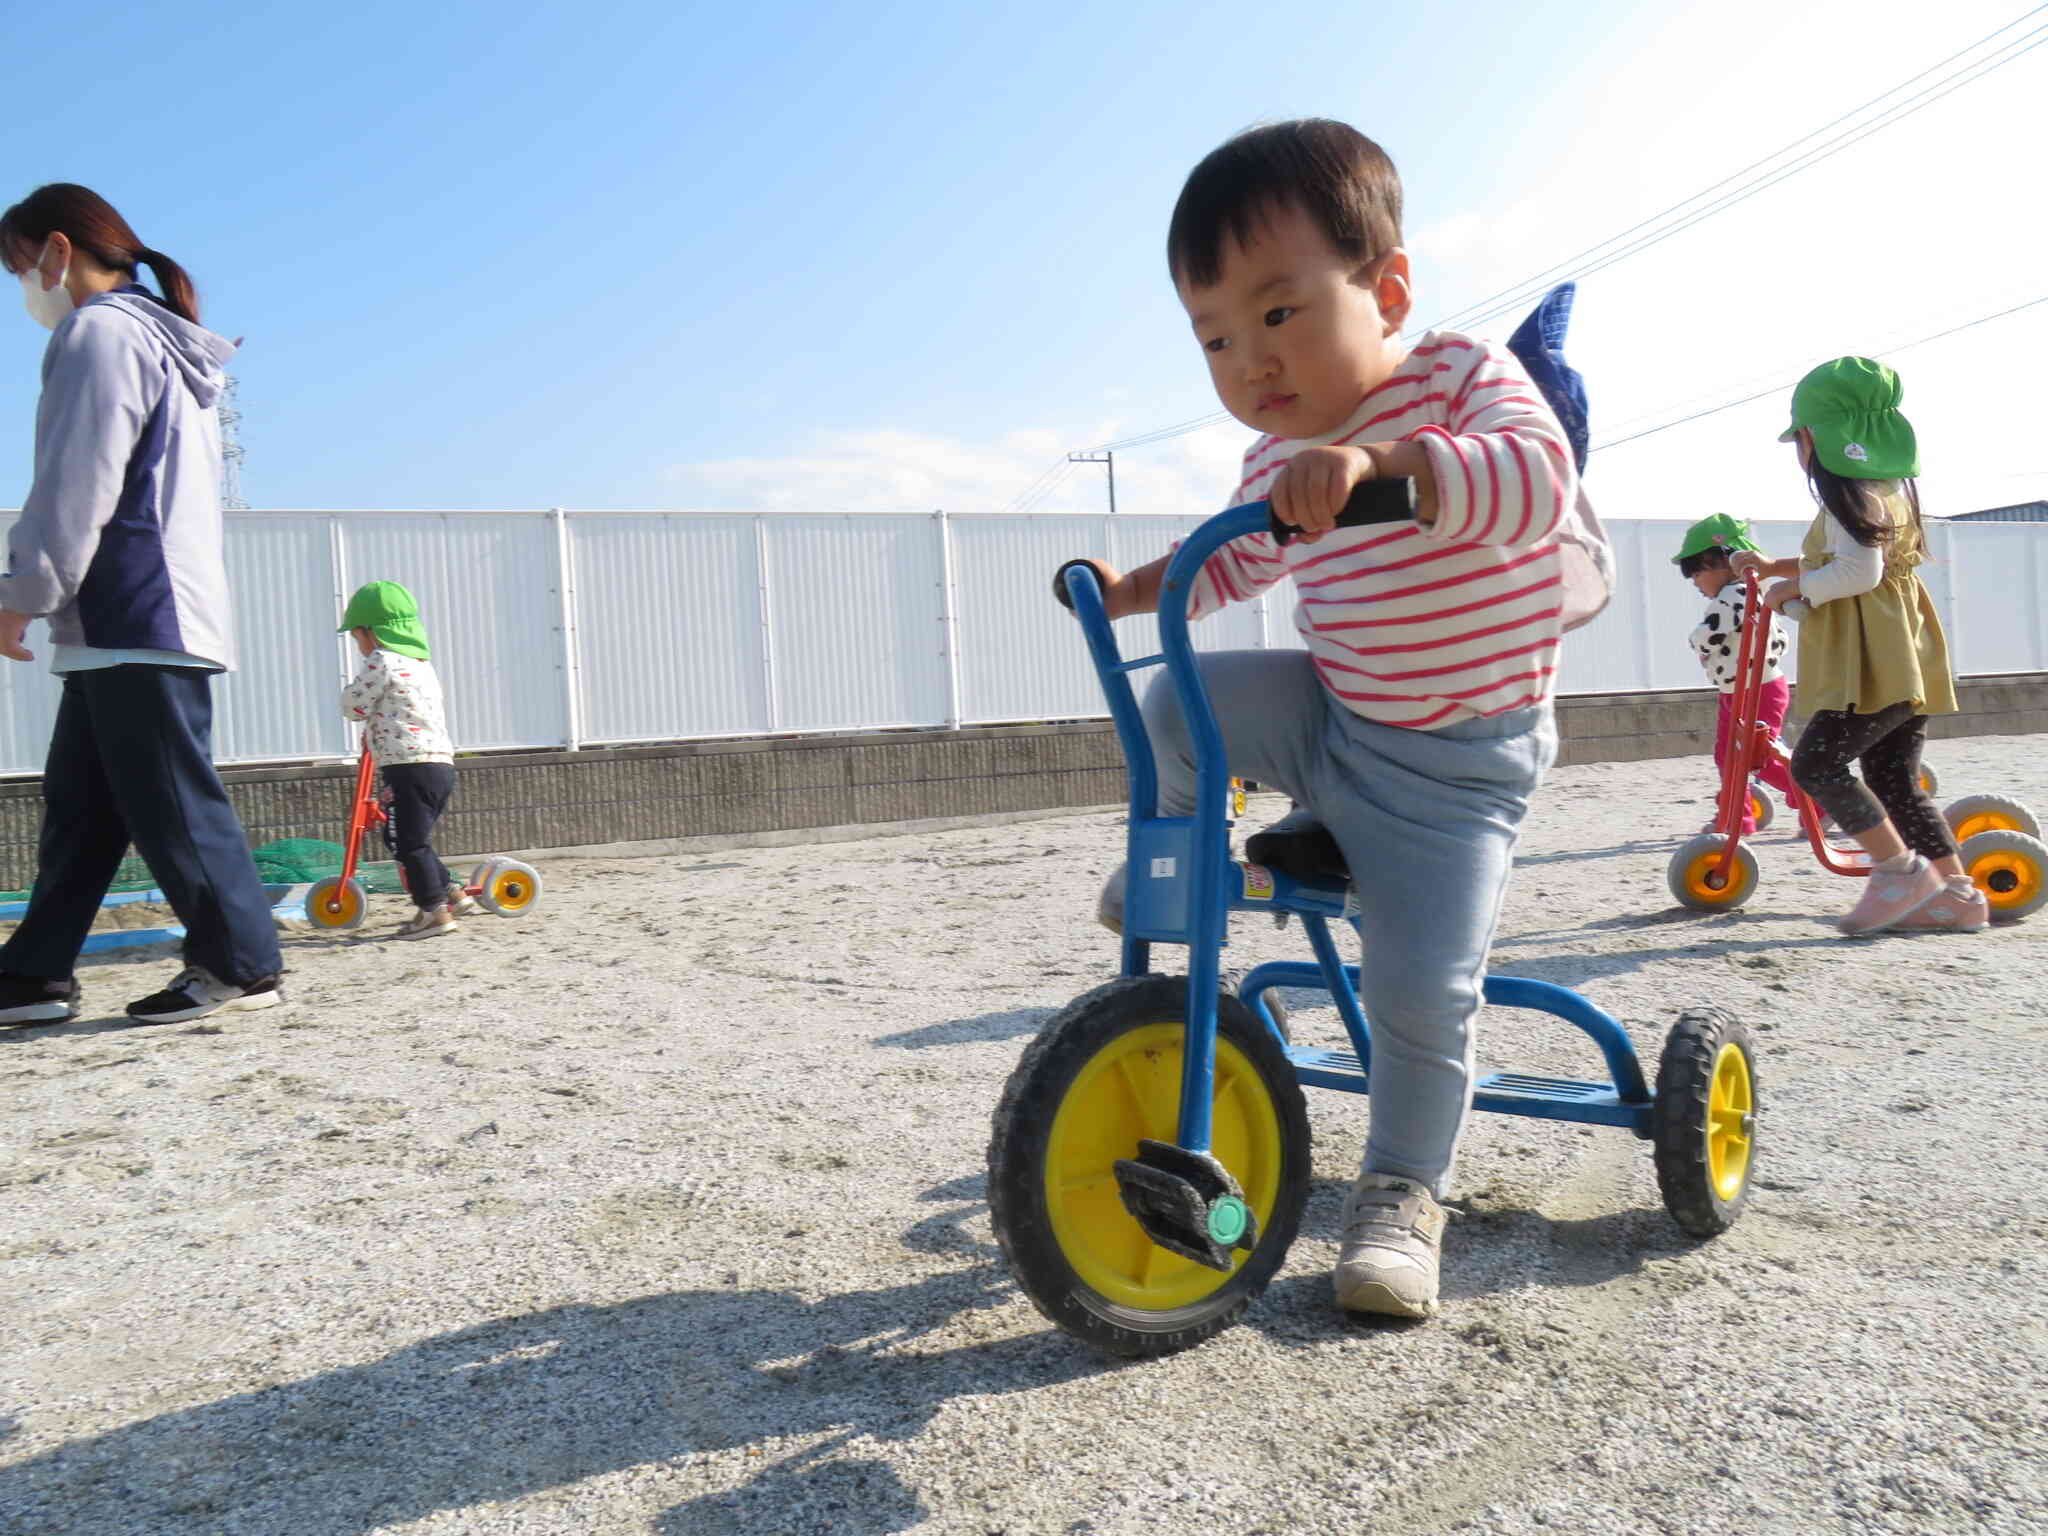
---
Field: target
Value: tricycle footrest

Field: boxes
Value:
[1472,1072,1651,1132]
[1284,1045,1371,1095]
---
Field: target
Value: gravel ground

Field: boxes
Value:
[2,737,2045,1535]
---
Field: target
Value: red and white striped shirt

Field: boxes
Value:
[1188,330,1576,729]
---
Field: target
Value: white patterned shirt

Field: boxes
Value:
[1690,585,1787,693]
[342,648,454,766]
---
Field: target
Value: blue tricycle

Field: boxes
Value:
[987,494,1759,1357]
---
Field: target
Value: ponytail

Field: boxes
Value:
[0,184,201,324]
[132,246,200,325]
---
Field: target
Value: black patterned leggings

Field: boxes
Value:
[1789,702,1957,861]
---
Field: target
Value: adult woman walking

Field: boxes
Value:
[0,184,284,1025]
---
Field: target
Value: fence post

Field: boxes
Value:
[329,514,354,758]
[936,510,963,728]
[754,515,781,731]
[550,507,584,751]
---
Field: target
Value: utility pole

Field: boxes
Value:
[1067,449,1115,514]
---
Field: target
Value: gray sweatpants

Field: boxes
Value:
[1114,650,1556,1197]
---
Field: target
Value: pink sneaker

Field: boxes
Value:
[1837,854,1943,935]
[1886,878,1989,933]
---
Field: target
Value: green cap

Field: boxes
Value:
[1673,514,1761,565]
[1777,356,1918,479]
[338,580,431,660]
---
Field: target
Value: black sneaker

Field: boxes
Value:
[0,972,80,1025]
[126,967,284,1025]
[1244,809,1350,884]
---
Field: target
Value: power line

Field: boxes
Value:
[1587,293,2048,453]
[1427,21,2048,338]
[1424,6,2048,337]
[1010,5,2048,482]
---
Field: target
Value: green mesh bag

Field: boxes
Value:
[250,838,409,895]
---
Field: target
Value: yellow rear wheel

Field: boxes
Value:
[476,859,544,918]
[1652,1008,1757,1237]
[989,974,1310,1357]
[1958,829,2048,920]
[1667,834,1759,911]
[1942,794,2041,845]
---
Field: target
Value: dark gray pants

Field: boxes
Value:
[381,762,457,909]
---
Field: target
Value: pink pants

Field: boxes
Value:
[1715,678,1795,833]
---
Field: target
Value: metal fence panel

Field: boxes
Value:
[214,514,350,762]
[0,517,62,776]
[950,514,1106,723]
[0,507,2043,777]
[1941,521,2048,676]
[762,515,949,732]
[569,515,769,743]
[340,515,566,749]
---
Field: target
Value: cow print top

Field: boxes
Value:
[1691,584,1787,693]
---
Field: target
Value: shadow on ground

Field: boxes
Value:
[0,1178,1102,1536]
[873,1006,1057,1051]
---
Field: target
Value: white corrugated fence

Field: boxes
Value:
[0,509,2037,776]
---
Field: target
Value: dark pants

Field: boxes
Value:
[1790,702,1957,862]
[382,762,456,909]
[0,666,282,985]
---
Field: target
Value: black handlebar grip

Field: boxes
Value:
[1052,557,1102,612]
[1268,477,1416,546]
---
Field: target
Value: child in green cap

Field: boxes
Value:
[1728,357,1973,935]
[339,580,470,940]
[1674,513,1794,835]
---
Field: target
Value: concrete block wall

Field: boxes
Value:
[2,673,2043,890]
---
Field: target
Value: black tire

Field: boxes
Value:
[988,973,1311,1357]
[1652,1008,1758,1238]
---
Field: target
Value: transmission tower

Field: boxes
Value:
[218,373,248,510]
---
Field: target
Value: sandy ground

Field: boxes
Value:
[2,738,2045,1535]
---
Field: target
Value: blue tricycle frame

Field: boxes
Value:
[985,497,1758,1358]
[1087,501,1653,1143]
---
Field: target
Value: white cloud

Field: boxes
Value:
[665,416,1256,518]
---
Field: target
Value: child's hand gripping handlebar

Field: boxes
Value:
[1051,478,1418,610]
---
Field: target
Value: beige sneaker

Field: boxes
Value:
[1096,865,1126,936]
[1887,878,1989,933]
[395,905,459,941]
[445,882,481,918]
[1333,1172,1446,1319]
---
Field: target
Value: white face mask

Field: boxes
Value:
[19,242,74,330]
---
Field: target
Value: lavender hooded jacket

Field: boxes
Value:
[2,286,239,668]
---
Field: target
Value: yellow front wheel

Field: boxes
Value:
[303,876,367,931]
[1652,1008,1757,1237]
[988,974,1310,1357]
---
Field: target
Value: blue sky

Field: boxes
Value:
[2,0,2044,520]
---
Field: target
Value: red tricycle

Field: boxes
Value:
[304,744,544,931]
[1668,575,2048,919]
